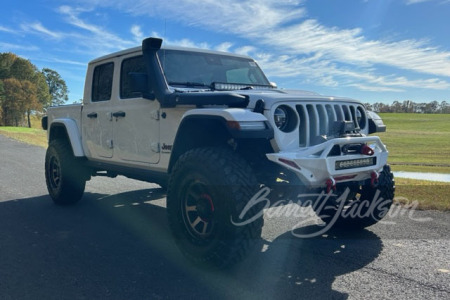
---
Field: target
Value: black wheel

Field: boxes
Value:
[167,147,263,268]
[316,165,395,229]
[45,139,88,205]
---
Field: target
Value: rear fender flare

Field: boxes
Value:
[49,119,85,157]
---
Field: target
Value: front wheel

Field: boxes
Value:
[45,139,88,205]
[316,165,395,229]
[167,147,263,268]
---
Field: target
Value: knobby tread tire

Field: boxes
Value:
[167,147,263,268]
[318,165,395,229]
[357,164,395,228]
[45,139,87,205]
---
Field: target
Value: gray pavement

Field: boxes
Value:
[0,134,449,299]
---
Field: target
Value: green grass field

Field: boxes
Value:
[395,178,450,211]
[378,113,450,173]
[0,115,47,147]
[0,113,449,211]
[0,126,48,148]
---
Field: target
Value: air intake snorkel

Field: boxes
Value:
[142,37,172,106]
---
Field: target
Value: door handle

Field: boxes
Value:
[112,111,126,118]
[87,112,97,118]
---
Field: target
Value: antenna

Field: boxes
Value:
[164,19,167,42]
[162,19,167,69]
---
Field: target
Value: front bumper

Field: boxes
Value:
[266,136,388,188]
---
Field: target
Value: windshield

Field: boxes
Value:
[157,49,271,89]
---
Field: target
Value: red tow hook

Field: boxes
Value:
[371,171,379,187]
[326,178,336,194]
[361,144,375,156]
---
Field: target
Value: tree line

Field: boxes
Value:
[0,52,68,127]
[365,100,450,114]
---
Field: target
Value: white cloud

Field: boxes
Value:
[234,46,256,56]
[56,5,136,55]
[57,6,97,33]
[348,84,404,93]
[110,0,307,33]
[68,0,307,45]
[131,25,143,42]
[48,0,450,93]
[215,42,233,52]
[46,58,86,67]
[169,39,210,49]
[0,25,17,34]
[21,22,62,39]
[73,0,450,78]
[255,51,450,92]
[0,42,39,51]
[261,19,450,77]
[404,0,433,4]
[144,31,211,49]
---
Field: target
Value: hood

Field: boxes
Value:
[235,89,363,110]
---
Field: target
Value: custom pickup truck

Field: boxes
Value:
[42,37,394,267]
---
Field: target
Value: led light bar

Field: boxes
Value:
[335,157,376,170]
[213,82,274,91]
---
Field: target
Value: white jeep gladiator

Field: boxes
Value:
[42,37,394,267]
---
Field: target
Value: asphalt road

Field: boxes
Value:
[0,134,449,300]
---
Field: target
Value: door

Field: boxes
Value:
[82,62,114,159]
[112,55,160,165]
[112,98,160,164]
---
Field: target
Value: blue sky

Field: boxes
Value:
[1,0,449,103]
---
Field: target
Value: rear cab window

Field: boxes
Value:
[92,62,114,102]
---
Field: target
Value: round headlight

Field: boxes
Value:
[274,107,287,130]
[273,105,298,133]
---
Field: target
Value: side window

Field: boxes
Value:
[92,62,114,102]
[120,55,146,99]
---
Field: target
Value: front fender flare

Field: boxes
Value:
[181,108,273,139]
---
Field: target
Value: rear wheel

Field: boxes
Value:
[316,165,395,229]
[167,147,263,268]
[45,139,88,205]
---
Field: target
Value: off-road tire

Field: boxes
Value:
[317,165,395,229]
[45,139,88,205]
[167,147,263,268]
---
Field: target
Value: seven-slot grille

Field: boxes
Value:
[295,103,366,147]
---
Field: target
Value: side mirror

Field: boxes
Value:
[129,72,155,100]
[367,111,386,134]
[41,116,48,130]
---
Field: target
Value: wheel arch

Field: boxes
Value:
[168,116,232,172]
[168,113,274,174]
[48,119,85,157]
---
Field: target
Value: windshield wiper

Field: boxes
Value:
[168,81,213,90]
